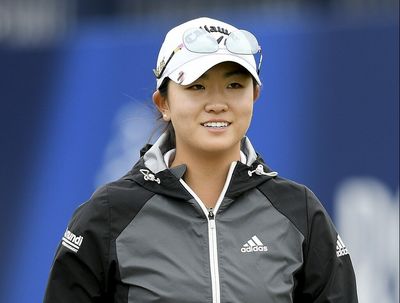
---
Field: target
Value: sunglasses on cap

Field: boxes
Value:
[153,27,263,79]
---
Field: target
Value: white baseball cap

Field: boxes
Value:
[154,17,262,89]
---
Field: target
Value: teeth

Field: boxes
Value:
[203,121,229,128]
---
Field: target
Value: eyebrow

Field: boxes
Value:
[224,69,250,78]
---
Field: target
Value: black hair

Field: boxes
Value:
[153,78,176,146]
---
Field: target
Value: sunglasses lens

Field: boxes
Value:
[183,28,219,53]
[226,30,259,55]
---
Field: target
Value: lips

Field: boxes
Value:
[202,121,230,128]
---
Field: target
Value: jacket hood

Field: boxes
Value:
[124,132,278,201]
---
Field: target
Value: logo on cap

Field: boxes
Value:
[201,25,230,36]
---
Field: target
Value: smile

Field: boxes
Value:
[202,121,230,128]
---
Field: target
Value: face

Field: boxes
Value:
[153,62,260,158]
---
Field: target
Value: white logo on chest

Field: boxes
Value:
[241,235,268,253]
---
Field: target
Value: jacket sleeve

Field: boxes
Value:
[43,186,111,303]
[295,187,359,303]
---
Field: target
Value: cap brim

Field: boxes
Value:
[167,53,262,87]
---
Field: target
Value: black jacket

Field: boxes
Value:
[44,134,358,302]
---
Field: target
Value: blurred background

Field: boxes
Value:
[0,0,398,302]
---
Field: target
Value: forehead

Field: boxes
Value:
[199,62,251,79]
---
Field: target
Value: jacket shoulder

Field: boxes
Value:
[89,174,156,234]
[257,176,323,239]
[105,174,155,206]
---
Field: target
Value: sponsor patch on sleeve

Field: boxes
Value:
[61,229,84,253]
[336,235,349,257]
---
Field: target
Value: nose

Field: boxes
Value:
[204,102,228,113]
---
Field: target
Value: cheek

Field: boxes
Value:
[237,101,254,132]
[167,95,189,120]
[170,107,194,122]
[169,104,198,131]
[245,107,254,127]
[239,100,254,119]
[233,89,255,115]
[169,96,202,122]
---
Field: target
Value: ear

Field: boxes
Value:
[253,84,261,103]
[153,90,171,121]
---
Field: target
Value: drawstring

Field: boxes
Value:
[248,164,278,177]
[140,169,161,184]
[140,164,276,183]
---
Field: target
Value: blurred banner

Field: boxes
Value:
[0,7,398,303]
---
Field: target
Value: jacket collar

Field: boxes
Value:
[126,132,278,200]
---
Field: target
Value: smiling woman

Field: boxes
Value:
[153,62,259,207]
[155,63,257,157]
[43,17,359,303]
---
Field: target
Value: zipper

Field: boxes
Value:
[207,209,219,303]
[179,162,237,303]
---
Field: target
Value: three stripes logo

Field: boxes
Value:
[62,229,84,253]
[241,235,268,253]
[336,235,348,257]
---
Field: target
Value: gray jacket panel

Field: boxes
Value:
[216,189,304,303]
[116,187,304,303]
[116,194,211,302]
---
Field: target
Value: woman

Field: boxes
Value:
[44,17,358,302]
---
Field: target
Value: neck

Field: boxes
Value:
[170,144,241,208]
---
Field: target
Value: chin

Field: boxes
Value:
[196,139,240,155]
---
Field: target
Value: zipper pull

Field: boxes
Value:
[208,208,216,230]
[208,208,214,220]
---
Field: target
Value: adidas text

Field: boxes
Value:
[241,245,268,253]
[336,247,349,257]
[241,235,268,253]
[62,229,83,253]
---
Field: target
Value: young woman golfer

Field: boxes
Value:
[44,17,358,303]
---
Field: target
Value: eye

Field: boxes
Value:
[227,82,243,89]
[187,84,205,90]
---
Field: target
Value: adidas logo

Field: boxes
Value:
[241,235,268,253]
[62,229,83,253]
[336,235,348,257]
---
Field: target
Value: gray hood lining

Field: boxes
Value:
[143,132,259,174]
